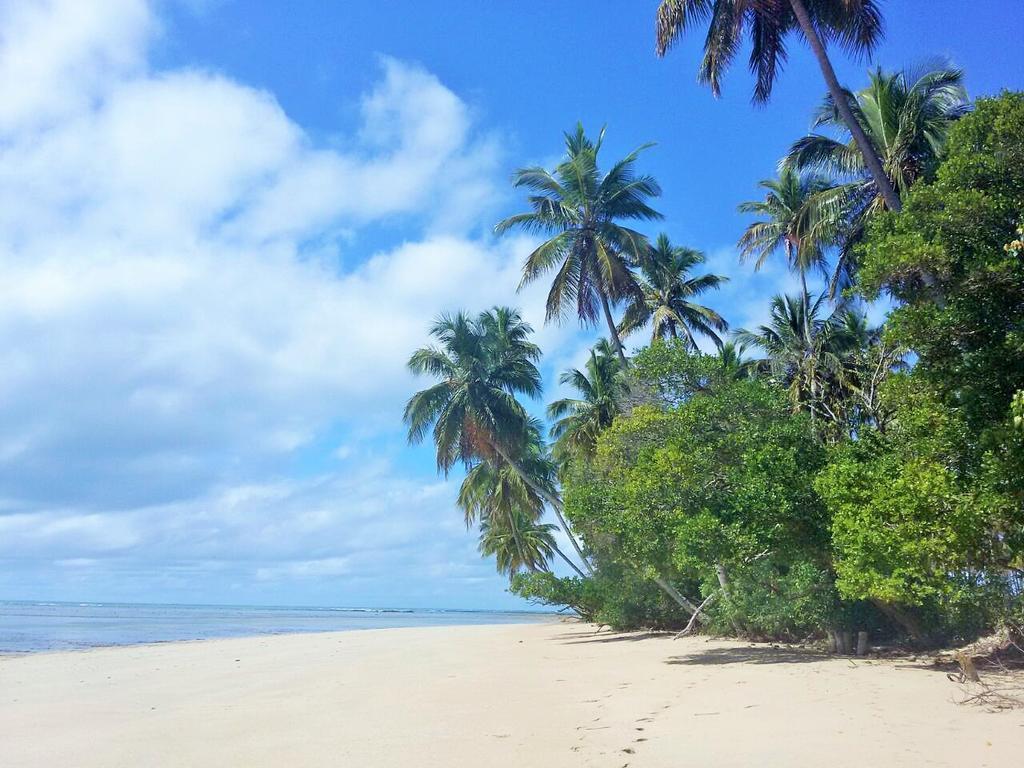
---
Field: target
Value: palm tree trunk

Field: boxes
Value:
[799,268,812,340]
[553,545,587,578]
[600,292,629,366]
[503,508,528,574]
[492,444,594,575]
[787,0,902,212]
[544,504,595,576]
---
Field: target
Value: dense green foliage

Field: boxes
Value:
[815,379,1001,640]
[511,566,681,630]
[859,92,1024,436]
[409,79,1023,648]
[558,346,833,639]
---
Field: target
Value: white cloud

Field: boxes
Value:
[0,0,150,132]
[0,0,575,605]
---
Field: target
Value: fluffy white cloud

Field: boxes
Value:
[0,0,575,605]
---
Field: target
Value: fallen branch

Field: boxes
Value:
[938,624,1024,710]
[934,625,1019,681]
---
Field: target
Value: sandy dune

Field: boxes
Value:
[1,621,1021,767]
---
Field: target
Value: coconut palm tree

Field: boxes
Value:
[619,234,729,349]
[478,511,560,578]
[783,65,970,291]
[404,307,541,474]
[734,292,852,435]
[716,340,756,381]
[404,306,593,572]
[738,296,905,440]
[737,168,837,298]
[547,341,629,466]
[495,124,662,364]
[457,423,587,578]
[654,0,902,211]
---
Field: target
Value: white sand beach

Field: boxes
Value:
[1,621,1021,767]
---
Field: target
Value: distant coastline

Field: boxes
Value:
[0,600,554,654]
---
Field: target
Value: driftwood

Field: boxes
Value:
[936,626,1024,709]
[935,626,1019,682]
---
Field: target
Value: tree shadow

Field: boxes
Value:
[554,630,673,645]
[665,645,829,665]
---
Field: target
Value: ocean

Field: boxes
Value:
[0,600,551,653]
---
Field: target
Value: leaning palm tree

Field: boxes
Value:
[495,124,662,364]
[737,168,837,298]
[654,0,902,212]
[479,511,560,578]
[547,341,629,466]
[404,306,592,572]
[404,307,541,474]
[619,234,729,349]
[783,65,970,291]
[458,422,586,577]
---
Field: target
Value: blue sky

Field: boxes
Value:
[1,0,1021,609]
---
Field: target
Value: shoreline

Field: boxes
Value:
[0,615,561,659]
[0,601,558,655]
[1,621,1020,767]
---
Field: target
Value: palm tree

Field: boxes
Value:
[458,423,587,578]
[404,306,593,572]
[547,341,629,466]
[495,124,662,364]
[716,340,756,381]
[404,307,541,474]
[478,511,560,578]
[783,65,969,291]
[738,296,906,441]
[831,311,907,433]
[734,292,852,436]
[654,0,902,211]
[619,234,729,349]
[737,169,837,299]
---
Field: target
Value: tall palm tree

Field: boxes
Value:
[654,0,902,211]
[404,307,541,474]
[783,65,970,291]
[478,511,560,578]
[404,306,592,572]
[495,124,662,364]
[737,169,837,298]
[547,341,629,466]
[619,234,729,349]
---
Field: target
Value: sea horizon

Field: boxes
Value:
[0,599,555,654]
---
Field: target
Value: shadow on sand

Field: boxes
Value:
[665,645,829,666]
[553,630,673,645]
